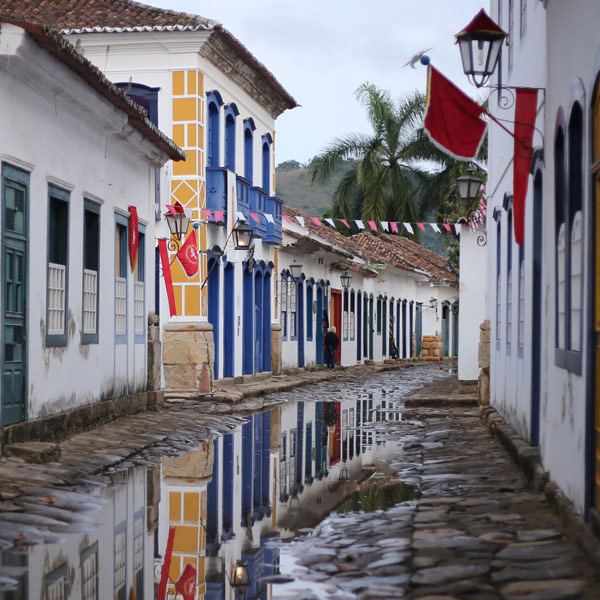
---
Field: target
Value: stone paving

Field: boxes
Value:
[275,378,600,600]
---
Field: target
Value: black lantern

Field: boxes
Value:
[289,259,303,280]
[232,221,254,251]
[340,270,352,289]
[455,9,507,88]
[165,211,190,241]
[231,561,250,591]
[456,168,484,203]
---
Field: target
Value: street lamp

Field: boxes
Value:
[456,168,484,204]
[289,259,303,280]
[232,221,254,251]
[455,9,508,88]
[165,209,190,243]
[231,561,250,591]
[340,270,352,289]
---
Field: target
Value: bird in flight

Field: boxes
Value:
[403,48,433,69]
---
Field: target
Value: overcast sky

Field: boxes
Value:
[147,0,487,165]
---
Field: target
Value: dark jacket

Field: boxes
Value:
[324,330,339,349]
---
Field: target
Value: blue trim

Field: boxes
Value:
[254,271,264,372]
[82,199,101,345]
[222,433,234,537]
[531,170,543,446]
[114,213,128,346]
[207,436,220,550]
[134,226,146,345]
[297,281,305,367]
[357,291,362,360]
[263,271,272,372]
[207,90,223,168]
[253,414,263,519]
[316,284,324,364]
[261,134,272,193]
[306,283,313,341]
[244,118,255,183]
[241,419,254,527]
[224,263,235,378]
[224,104,238,172]
[409,301,414,358]
[208,256,220,379]
[262,411,271,510]
[243,267,253,374]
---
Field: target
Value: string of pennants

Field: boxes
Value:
[192,198,486,235]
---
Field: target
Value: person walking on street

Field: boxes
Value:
[324,326,339,369]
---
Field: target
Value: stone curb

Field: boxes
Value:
[479,404,600,569]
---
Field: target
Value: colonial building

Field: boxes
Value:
[0,20,183,428]
[485,0,600,521]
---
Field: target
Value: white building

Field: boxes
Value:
[485,0,600,520]
[0,21,182,427]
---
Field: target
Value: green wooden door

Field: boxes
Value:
[2,165,28,427]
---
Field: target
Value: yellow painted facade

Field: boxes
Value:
[170,70,208,318]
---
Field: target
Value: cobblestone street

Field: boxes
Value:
[0,363,599,599]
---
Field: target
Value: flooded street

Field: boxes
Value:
[2,363,600,600]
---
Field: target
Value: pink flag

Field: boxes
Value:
[250,212,260,223]
[214,210,225,222]
[416,222,426,232]
[340,219,350,228]
[311,217,322,226]
[282,215,291,224]
[368,220,377,232]
[390,222,399,233]
[443,223,452,232]
[202,208,212,219]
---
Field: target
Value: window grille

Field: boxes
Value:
[570,211,583,351]
[290,282,296,338]
[47,577,66,600]
[518,259,525,347]
[115,278,127,335]
[506,270,512,345]
[114,531,126,591]
[557,224,566,349]
[81,551,98,600]
[134,281,144,335]
[48,263,66,335]
[134,519,144,572]
[83,269,98,334]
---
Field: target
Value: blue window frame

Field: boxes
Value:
[262,134,272,193]
[496,218,502,344]
[115,213,128,344]
[134,227,146,343]
[306,283,313,341]
[46,184,70,347]
[82,199,100,345]
[207,90,224,167]
[506,209,513,353]
[244,118,256,182]
[280,273,288,340]
[224,103,239,172]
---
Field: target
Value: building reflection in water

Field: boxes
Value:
[0,390,400,600]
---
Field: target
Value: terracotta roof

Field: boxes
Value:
[0,0,297,112]
[3,19,185,161]
[4,20,184,161]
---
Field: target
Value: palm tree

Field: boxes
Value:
[310,83,483,229]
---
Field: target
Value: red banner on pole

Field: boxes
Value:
[158,239,177,317]
[157,527,176,600]
[127,205,139,270]
[513,88,538,245]
[177,231,199,277]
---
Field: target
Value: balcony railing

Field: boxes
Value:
[249,186,267,239]
[236,175,250,215]
[265,196,283,245]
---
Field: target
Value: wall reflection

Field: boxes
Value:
[0,390,400,600]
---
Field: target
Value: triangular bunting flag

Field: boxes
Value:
[443,223,452,232]
[235,211,246,221]
[250,212,260,223]
[282,215,291,224]
[340,219,350,228]
[325,218,336,228]
[355,220,365,230]
[296,216,305,227]
[201,208,212,219]
[403,223,414,234]
[454,224,461,235]
[390,222,399,233]
[429,223,441,233]
[416,222,426,232]
[214,210,225,222]
[265,213,274,224]
[381,221,389,232]
[311,217,322,226]
[368,220,378,232]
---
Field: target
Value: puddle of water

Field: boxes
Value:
[0,365,446,599]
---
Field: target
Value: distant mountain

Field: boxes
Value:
[275,159,448,258]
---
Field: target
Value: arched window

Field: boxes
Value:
[262,134,272,193]
[555,123,566,352]
[207,90,223,167]
[244,119,255,182]
[224,103,239,172]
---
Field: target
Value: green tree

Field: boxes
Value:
[310,83,484,231]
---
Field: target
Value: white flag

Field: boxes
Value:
[265,213,274,224]
[296,216,305,227]
[235,211,246,221]
[454,224,461,235]
[403,223,414,234]
[429,223,441,233]
[381,221,389,231]
[325,218,335,228]
[355,220,365,230]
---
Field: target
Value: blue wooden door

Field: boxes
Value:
[297,282,304,367]
[2,165,28,427]
[207,257,220,379]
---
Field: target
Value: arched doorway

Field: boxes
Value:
[223,262,235,377]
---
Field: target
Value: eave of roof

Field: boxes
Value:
[5,19,185,161]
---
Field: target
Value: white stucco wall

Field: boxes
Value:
[458,226,488,380]
[0,25,164,419]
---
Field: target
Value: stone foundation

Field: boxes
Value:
[163,321,214,390]
[478,319,490,405]
[147,312,161,391]
[419,335,443,359]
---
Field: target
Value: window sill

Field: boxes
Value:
[555,347,582,374]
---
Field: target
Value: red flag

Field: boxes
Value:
[340,219,350,228]
[424,65,487,161]
[177,231,199,277]
[416,222,426,232]
[311,217,322,226]
[513,88,538,245]
[127,205,139,270]
[158,239,177,318]
[443,223,452,232]
[368,220,378,232]
[175,564,197,600]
